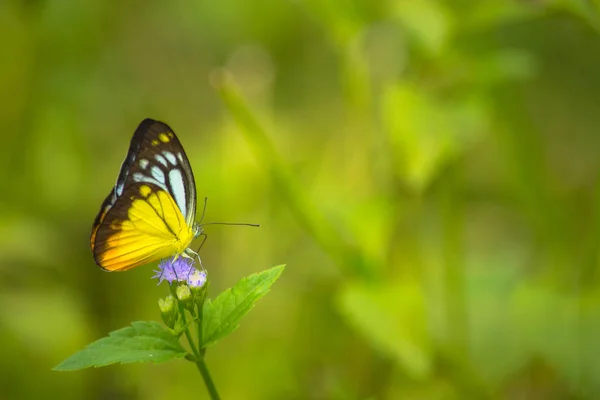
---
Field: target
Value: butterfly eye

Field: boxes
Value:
[192,223,203,238]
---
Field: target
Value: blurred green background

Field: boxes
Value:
[2,0,600,399]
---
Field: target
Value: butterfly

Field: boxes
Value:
[90,119,203,271]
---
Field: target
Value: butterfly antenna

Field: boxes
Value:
[201,222,260,227]
[198,196,259,227]
[199,197,208,224]
[191,198,258,272]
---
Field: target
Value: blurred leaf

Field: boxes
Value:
[53,321,186,371]
[215,73,376,278]
[467,262,530,386]
[337,279,432,379]
[338,196,395,267]
[299,0,366,45]
[383,83,487,192]
[511,283,600,395]
[555,0,600,31]
[463,2,540,31]
[341,36,372,110]
[471,49,537,86]
[362,22,407,82]
[202,265,285,348]
[393,0,452,57]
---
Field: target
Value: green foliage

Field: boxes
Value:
[202,265,285,348]
[3,0,600,398]
[53,322,187,371]
[393,0,452,57]
[337,280,431,378]
[382,82,486,191]
[54,263,285,399]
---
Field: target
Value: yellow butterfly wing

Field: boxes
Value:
[91,182,195,271]
[90,119,199,271]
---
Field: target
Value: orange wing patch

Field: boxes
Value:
[91,182,195,271]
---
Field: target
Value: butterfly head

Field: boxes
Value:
[192,222,204,239]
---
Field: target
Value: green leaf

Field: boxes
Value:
[53,321,187,371]
[202,265,285,348]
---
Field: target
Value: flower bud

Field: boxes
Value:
[158,295,177,329]
[176,283,194,311]
[188,270,208,305]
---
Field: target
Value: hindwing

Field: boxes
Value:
[91,182,195,271]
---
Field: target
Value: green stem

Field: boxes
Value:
[178,302,200,357]
[192,286,217,398]
[196,300,204,355]
[179,299,220,399]
[196,357,220,400]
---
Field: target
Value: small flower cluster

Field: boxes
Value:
[154,256,208,331]
[153,257,207,288]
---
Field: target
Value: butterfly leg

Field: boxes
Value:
[183,248,198,261]
[185,232,208,271]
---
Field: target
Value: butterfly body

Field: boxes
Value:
[91,119,201,271]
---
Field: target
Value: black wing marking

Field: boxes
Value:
[109,119,196,223]
[91,119,198,264]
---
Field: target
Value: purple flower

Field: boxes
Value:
[187,269,207,288]
[153,257,207,288]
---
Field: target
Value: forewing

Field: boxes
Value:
[91,182,194,271]
[113,119,197,225]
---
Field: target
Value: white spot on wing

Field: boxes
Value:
[132,172,144,182]
[168,168,187,216]
[163,151,177,165]
[177,153,184,163]
[139,159,149,169]
[151,166,165,184]
[131,172,166,191]
[155,154,168,167]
